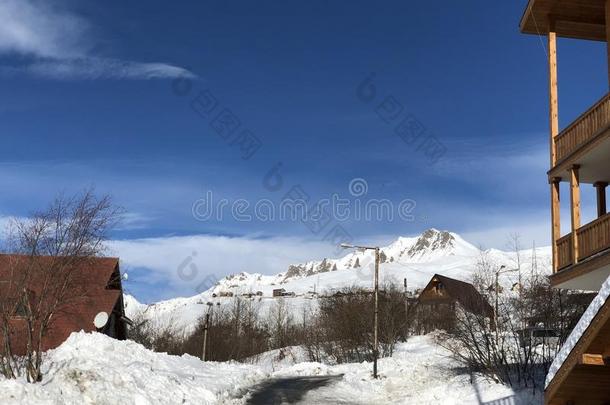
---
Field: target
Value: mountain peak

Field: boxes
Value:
[405,229,456,259]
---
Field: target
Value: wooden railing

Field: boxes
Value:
[555,92,610,162]
[556,233,573,271]
[556,213,610,272]
[577,212,610,260]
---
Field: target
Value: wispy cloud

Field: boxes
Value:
[0,0,194,80]
[17,58,195,80]
[109,234,337,300]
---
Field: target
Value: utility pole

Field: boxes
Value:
[340,243,381,379]
[202,303,213,361]
[373,247,380,379]
[493,265,519,345]
[494,270,500,345]
[201,313,210,361]
[403,278,409,327]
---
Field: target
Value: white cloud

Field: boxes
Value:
[22,58,196,80]
[459,216,551,250]
[108,235,337,297]
[0,0,88,58]
[0,0,194,80]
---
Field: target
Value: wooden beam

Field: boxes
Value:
[580,353,606,366]
[595,182,608,218]
[551,178,561,273]
[549,22,559,167]
[606,0,610,87]
[570,165,581,263]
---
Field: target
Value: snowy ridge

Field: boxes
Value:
[125,229,552,333]
[545,274,610,388]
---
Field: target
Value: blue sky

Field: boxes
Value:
[1,0,608,301]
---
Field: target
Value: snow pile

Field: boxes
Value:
[545,274,610,388]
[0,332,266,405]
[0,332,540,404]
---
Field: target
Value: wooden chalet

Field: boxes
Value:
[520,0,610,402]
[415,274,493,333]
[0,254,129,354]
[521,0,610,290]
[544,279,610,404]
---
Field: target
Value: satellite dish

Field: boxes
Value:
[94,312,109,329]
[122,273,129,281]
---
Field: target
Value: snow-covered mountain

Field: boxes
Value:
[125,229,552,332]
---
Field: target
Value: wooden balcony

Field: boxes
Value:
[557,233,573,270]
[554,213,610,289]
[555,92,610,164]
[557,213,610,271]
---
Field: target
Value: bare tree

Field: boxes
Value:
[0,189,121,382]
[437,238,594,391]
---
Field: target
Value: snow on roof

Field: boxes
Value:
[545,274,610,388]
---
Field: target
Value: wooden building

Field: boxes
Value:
[415,274,493,333]
[0,254,129,354]
[543,282,610,404]
[520,0,610,403]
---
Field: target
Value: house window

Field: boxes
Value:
[105,269,122,290]
[435,282,445,293]
[10,291,34,318]
[14,300,27,317]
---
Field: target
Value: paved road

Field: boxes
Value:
[245,375,344,405]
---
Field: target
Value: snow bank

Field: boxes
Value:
[0,332,266,405]
[262,336,524,405]
[0,332,539,404]
[545,274,610,388]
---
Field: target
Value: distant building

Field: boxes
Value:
[272,288,285,297]
[415,274,493,333]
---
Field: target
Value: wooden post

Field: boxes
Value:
[403,278,409,327]
[201,313,210,361]
[595,182,608,217]
[548,21,560,271]
[606,0,610,87]
[570,165,581,263]
[551,178,561,272]
[373,247,380,379]
[548,22,559,166]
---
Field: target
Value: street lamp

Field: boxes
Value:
[340,243,381,379]
[492,265,519,344]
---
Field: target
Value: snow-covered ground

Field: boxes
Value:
[125,229,551,334]
[0,332,541,404]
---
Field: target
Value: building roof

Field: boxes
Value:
[418,274,494,318]
[520,0,607,41]
[0,254,123,352]
[545,274,610,401]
